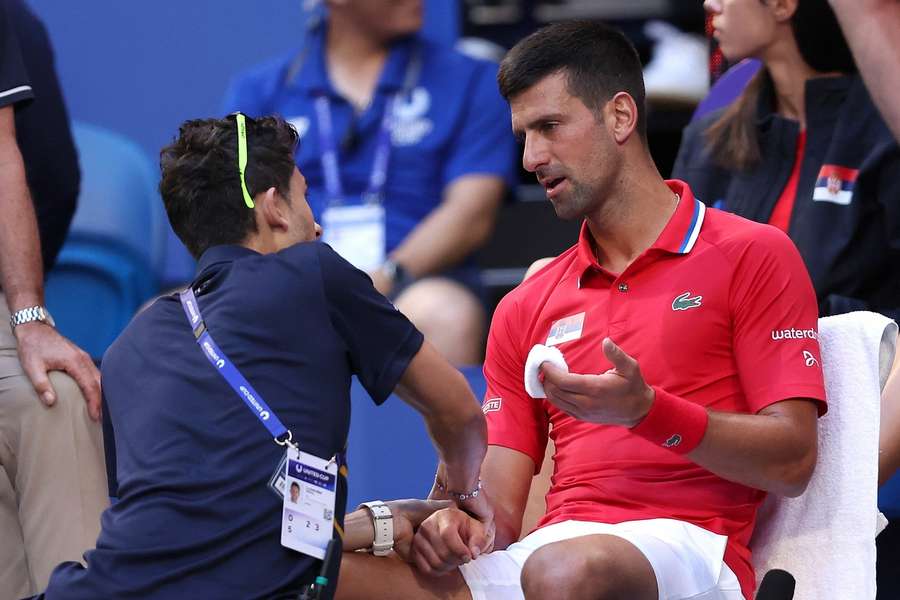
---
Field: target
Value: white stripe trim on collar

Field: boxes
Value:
[679,200,707,254]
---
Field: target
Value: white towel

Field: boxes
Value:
[751,312,897,600]
[524,344,569,398]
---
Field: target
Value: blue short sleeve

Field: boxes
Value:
[441,60,517,187]
[0,1,33,108]
[316,244,423,403]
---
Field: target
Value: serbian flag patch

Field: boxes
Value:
[813,164,858,205]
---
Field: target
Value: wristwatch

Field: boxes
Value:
[380,258,407,284]
[9,305,55,330]
[359,500,394,556]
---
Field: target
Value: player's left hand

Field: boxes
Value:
[541,337,654,428]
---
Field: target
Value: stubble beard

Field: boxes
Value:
[551,176,599,221]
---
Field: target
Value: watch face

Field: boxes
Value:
[11,306,56,329]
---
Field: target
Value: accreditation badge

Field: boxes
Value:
[281,446,337,559]
[321,203,386,273]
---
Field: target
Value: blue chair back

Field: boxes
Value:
[45,122,166,360]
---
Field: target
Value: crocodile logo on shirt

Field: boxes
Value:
[672,292,702,311]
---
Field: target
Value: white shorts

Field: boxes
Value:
[458,519,745,600]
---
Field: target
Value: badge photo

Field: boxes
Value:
[281,447,338,560]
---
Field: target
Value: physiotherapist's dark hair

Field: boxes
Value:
[497,20,647,141]
[159,115,298,259]
[705,0,855,170]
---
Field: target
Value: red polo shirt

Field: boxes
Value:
[483,180,826,599]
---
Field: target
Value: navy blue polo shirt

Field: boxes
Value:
[41,243,423,599]
[223,26,517,256]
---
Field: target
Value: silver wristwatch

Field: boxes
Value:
[9,305,56,330]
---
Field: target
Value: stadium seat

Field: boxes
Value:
[45,122,166,360]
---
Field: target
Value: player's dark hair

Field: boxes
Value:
[498,20,648,141]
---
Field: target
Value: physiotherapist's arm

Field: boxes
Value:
[387,174,505,279]
[342,499,453,556]
[393,340,488,510]
[829,0,900,142]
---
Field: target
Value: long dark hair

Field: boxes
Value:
[704,0,856,171]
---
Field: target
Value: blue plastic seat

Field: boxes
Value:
[45,122,167,360]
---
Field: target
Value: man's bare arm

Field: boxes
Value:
[0,106,101,418]
[830,0,900,141]
[479,445,536,549]
[687,400,818,497]
[394,341,487,504]
[342,499,454,557]
[0,106,43,314]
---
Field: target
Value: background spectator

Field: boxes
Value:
[674,0,900,320]
[223,0,517,365]
[0,0,107,597]
[829,0,900,142]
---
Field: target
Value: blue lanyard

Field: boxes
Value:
[313,49,421,207]
[314,94,398,206]
[178,287,296,448]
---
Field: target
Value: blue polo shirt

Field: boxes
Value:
[223,26,517,256]
[41,243,423,599]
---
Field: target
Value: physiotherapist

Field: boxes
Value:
[33,114,491,600]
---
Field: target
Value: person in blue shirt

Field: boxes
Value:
[34,115,492,599]
[223,0,517,365]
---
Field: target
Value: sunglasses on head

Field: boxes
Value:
[227,112,256,209]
